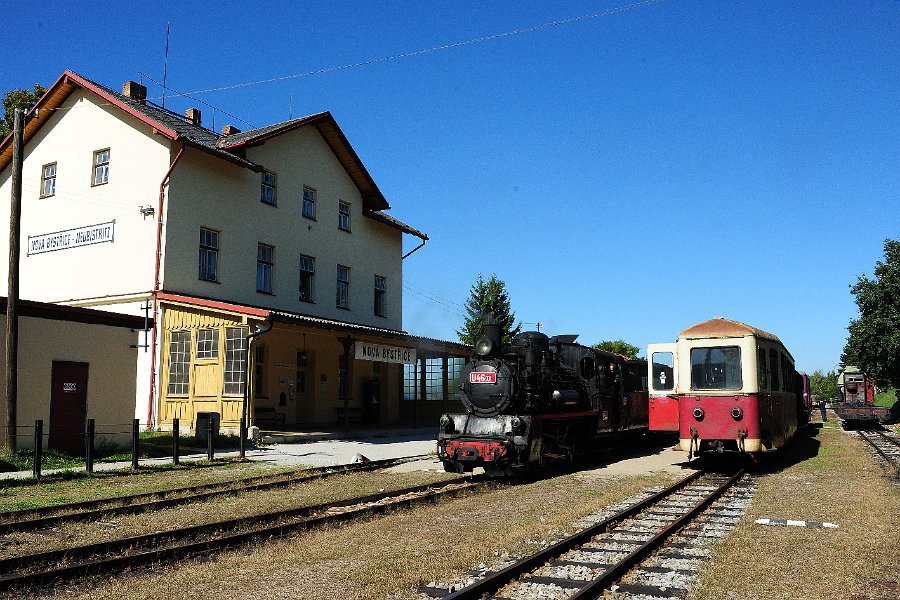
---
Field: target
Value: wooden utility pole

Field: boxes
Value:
[6,108,24,455]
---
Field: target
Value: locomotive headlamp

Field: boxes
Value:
[731,407,743,420]
[692,407,705,420]
[475,335,494,357]
[511,416,522,432]
[440,415,454,433]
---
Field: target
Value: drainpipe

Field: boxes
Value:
[242,315,276,429]
[146,142,185,429]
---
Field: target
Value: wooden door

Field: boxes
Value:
[49,361,89,455]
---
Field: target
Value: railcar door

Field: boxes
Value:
[647,343,679,431]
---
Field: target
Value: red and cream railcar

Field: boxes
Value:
[647,318,804,456]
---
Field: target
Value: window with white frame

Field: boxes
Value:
[260,170,276,205]
[374,275,386,317]
[336,264,350,309]
[257,243,274,293]
[299,255,315,302]
[199,228,219,282]
[41,163,57,197]
[338,201,351,231]
[167,331,191,395]
[302,186,316,219]
[196,328,219,359]
[223,327,249,395]
[93,149,110,185]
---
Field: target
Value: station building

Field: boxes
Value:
[0,70,468,434]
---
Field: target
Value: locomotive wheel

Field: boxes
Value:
[442,460,464,474]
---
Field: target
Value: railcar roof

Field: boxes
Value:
[678,317,780,342]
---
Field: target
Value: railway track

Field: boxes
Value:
[421,468,756,599]
[0,476,488,593]
[0,454,429,535]
[857,428,900,476]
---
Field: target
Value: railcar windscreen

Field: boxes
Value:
[690,346,742,390]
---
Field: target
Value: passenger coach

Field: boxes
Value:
[647,318,807,457]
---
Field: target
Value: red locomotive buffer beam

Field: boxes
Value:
[443,440,511,465]
[649,396,679,431]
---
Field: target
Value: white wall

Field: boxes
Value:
[163,125,404,330]
[0,90,171,305]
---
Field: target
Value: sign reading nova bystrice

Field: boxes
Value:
[27,220,115,256]
[355,342,416,365]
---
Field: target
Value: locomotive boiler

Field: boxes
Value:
[437,324,648,476]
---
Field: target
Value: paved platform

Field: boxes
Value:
[0,427,442,480]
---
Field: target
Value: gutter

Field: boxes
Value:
[146,142,186,429]
[402,236,427,260]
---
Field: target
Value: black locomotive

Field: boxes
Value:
[437,324,649,476]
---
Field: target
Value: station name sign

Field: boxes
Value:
[27,220,115,256]
[355,342,416,365]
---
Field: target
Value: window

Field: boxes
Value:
[257,243,274,293]
[403,362,419,401]
[199,228,219,282]
[223,327,249,396]
[448,357,466,402]
[41,163,57,197]
[336,264,350,309]
[254,345,268,397]
[196,329,219,359]
[690,346,742,390]
[299,255,315,302]
[338,201,351,231]
[167,331,191,395]
[302,186,316,219]
[757,348,767,390]
[769,349,780,391]
[374,275,386,317]
[260,171,276,205]
[651,351,674,391]
[93,149,110,185]
[425,358,443,400]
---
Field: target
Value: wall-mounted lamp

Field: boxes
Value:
[139,205,155,219]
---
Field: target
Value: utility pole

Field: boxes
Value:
[6,108,24,455]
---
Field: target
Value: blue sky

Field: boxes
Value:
[4,0,899,373]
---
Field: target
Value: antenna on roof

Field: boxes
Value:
[289,93,293,120]
[162,23,171,109]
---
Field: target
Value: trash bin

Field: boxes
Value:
[195,412,220,444]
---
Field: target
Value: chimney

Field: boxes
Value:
[122,81,147,104]
[185,108,201,127]
[221,124,241,136]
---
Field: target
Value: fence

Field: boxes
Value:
[7,418,250,480]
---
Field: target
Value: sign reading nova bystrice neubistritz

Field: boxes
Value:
[27,220,115,256]
[354,342,416,365]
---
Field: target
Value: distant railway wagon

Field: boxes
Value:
[647,317,808,457]
[835,367,889,425]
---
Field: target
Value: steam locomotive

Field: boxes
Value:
[437,324,649,476]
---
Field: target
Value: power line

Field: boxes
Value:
[158,0,669,100]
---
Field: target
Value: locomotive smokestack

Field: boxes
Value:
[483,322,501,351]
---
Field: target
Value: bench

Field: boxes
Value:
[254,406,286,428]
[334,406,362,425]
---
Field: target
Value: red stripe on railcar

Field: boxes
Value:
[649,396,679,431]
[678,395,761,441]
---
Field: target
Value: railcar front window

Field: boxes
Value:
[690,346,742,390]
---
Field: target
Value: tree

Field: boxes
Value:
[809,369,839,402]
[457,274,521,346]
[0,84,46,138]
[843,238,900,388]
[593,340,641,359]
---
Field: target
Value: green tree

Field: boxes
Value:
[457,274,521,346]
[0,84,46,138]
[593,340,641,359]
[809,369,839,402]
[843,238,900,388]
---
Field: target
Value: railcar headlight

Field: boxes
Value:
[440,415,454,433]
[731,407,743,420]
[475,335,494,357]
[692,407,705,420]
